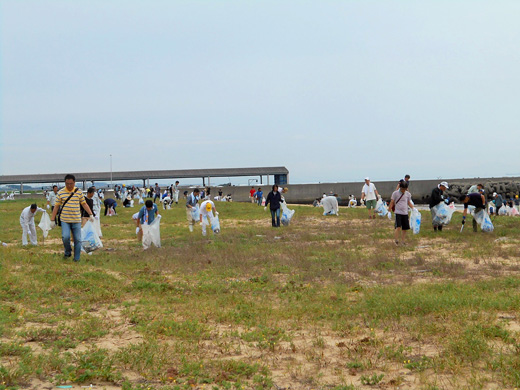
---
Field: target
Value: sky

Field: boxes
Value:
[1,1,519,184]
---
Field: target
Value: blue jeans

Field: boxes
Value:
[270,208,280,227]
[61,222,82,261]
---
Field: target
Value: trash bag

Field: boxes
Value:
[474,210,494,232]
[261,197,266,206]
[210,215,221,234]
[93,216,102,237]
[321,196,339,216]
[375,199,388,217]
[139,197,144,204]
[431,202,455,226]
[191,205,200,220]
[410,208,422,234]
[281,202,295,226]
[499,206,508,216]
[81,221,103,253]
[142,215,161,249]
[38,211,52,239]
[108,207,116,216]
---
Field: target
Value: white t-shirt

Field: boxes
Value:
[200,200,215,217]
[362,183,377,201]
[47,191,57,206]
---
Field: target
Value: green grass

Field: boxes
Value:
[2,198,520,389]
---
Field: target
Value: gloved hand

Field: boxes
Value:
[264,207,267,211]
[136,227,140,234]
[199,221,203,226]
[46,204,50,210]
[215,211,219,216]
[461,216,466,225]
[89,216,95,223]
[50,220,56,229]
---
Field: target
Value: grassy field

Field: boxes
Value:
[1,198,520,390]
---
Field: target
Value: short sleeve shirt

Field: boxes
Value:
[55,187,86,223]
[138,204,158,224]
[362,183,377,201]
[391,190,412,215]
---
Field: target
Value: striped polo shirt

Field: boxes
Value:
[56,187,86,223]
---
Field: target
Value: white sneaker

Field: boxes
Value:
[189,225,193,232]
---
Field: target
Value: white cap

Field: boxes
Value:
[440,181,449,189]
[493,192,497,197]
[365,177,370,181]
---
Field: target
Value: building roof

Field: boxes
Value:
[0,167,289,184]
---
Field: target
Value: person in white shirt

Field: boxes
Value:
[46,185,58,210]
[360,177,380,219]
[199,200,218,236]
[20,204,45,245]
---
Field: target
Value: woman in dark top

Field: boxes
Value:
[81,187,96,226]
[265,185,282,227]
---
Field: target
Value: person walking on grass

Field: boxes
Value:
[20,203,45,246]
[50,174,94,261]
[460,192,486,232]
[186,188,200,232]
[395,174,411,191]
[256,188,263,206]
[46,185,58,210]
[250,186,256,203]
[492,192,503,216]
[429,181,449,232]
[264,185,283,227]
[360,177,379,219]
[153,183,161,204]
[388,181,415,246]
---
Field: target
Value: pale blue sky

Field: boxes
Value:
[1,1,519,184]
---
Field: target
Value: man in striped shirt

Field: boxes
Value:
[50,174,94,262]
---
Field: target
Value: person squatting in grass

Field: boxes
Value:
[460,192,486,232]
[264,185,283,227]
[136,200,158,241]
[20,203,45,246]
[104,197,118,215]
[199,199,219,236]
[429,181,449,232]
[388,181,415,246]
[186,188,200,232]
[50,174,94,261]
[361,177,380,219]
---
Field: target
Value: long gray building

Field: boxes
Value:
[0,167,289,192]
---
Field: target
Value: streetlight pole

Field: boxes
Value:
[110,154,113,188]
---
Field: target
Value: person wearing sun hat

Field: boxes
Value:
[429,181,449,232]
[199,199,218,236]
[360,177,380,219]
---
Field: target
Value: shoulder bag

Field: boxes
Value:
[56,188,79,226]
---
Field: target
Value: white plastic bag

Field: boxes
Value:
[281,202,295,226]
[94,216,102,237]
[261,197,266,206]
[139,197,144,204]
[431,202,455,226]
[375,199,388,217]
[210,215,221,234]
[410,208,422,234]
[81,221,103,253]
[38,212,52,239]
[474,210,494,232]
[142,215,161,249]
[191,205,200,220]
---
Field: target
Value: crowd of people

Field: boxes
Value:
[7,173,520,257]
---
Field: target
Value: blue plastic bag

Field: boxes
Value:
[474,210,494,232]
[281,202,295,226]
[431,202,454,226]
[210,215,221,234]
[191,205,200,220]
[410,208,421,234]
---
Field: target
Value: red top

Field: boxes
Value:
[250,189,256,196]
